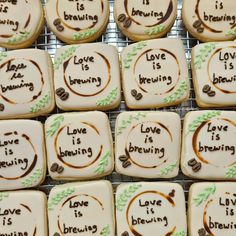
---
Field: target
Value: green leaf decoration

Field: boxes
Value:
[7,31,30,44]
[48,187,76,211]
[173,230,186,236]
[116,183,142,212]
[21,168,43,188]
[46,115,64,137]
[30,93,51,113]
[160,162,177,176]
[194,43,216,70]
[73,29,97,41]
[123,41,147,69]
[100,225,110,236]
[144,25,165,35]
[188,111,221,133]
[0,192,9,201]
[0,51,7,62]
[193,184,216,207]
[95,150,111,175]
[117,112,147,136]
[54,46,78,70]
[163,79,188,103]
[226,27,236,36]
[96,87,118,107]
[226,165,236,178]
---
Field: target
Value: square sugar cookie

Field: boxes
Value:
[189,182,236,236]
[0,120,46,191]
[116,182,187,236]
[54,43,121,111]
[0,49,55,119]
[121,39,189,109]
[181,110,236,180]
[0,190,48,236]
[115,111,181,178]
[45,111,114,180]
[48,181,115,236]
[192,41,236,107]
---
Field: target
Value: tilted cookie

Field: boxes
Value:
[0,190,48,236]
[121,39,189,109]
[116,182,187,236]
[0,120,46,191]
[114,0,177,41]
[45,0,109,44]
[192,41,236,107]
[182,0,236,42]
[0,0,44,49]
[189,182,236,236]
[181,110,236,180]
[45,111,114,180]
[115,111,181,178]
[0,49,55,119]
[54,43,121,111]
[48,181,115,236]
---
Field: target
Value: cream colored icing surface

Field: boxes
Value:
[116,182,187,236]
[182,0,236,41]
[45,111,114,180]
[114,0,177,36]
[45,0,109,41]
[0,49,54,119]
[0,0,42,45]
[0,191,47,236]
[121,39,189,109]
[115,111,181,178]
[48,180,115,236]
[189,182,236,236]
[0,120,46,191]
[192,41,236,106]
[54,43,121,110]
[181,110,236,180]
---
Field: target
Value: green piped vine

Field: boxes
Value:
[226,165,236,178]
[95,150,111,175]
[164,80,188,104]
[117,112,147,136]
[144,25,165,35]
[188,111,221,133]
[193,184,216,206]
[123,41,147,69]
[46,115,64,137]
[100,225,110,236]
[116,184,142,212]
[54,46,78,70]
[0,51,7,62]
[48,187,76,211]
[22,168,43,188]
[30,93,51,113]
[226,27,236,36]
[73,29,97,41]
[96,87,118,107]
[160,162,177,176]
[194,43,216,70]
[7,31,30,44]
[0,192,9,201]
[173,230,186,236]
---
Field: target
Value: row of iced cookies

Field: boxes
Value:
[1,0,236,49]
[1,181,235,236]
[1,38,236,119]
[1,109,235,191]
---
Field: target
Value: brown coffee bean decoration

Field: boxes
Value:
[208,90,216,97]
[193,20,202,28]
[53,18,61,26]
[202,85,211,94]
[50,163,59,172]
[119,155,128,162]
[56,87,65,97]
[54,233,60,236]
[122,160,131,168]
[192,162,202,172]
[121,231,129,236]
[131,89,137,98]
[0,103,4,112]
[118,14,126,23]
[169,189,175,198]
[56,24,64,32]
[60,92,69,101]
[188,158,197,167]
[57,166,64,174]
[136,93,143,101]
[124,17,132,28]
[197,27,204,33]
[198,228,206,236]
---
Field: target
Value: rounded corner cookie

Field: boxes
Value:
[45,0,110,44]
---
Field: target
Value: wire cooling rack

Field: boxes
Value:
[1,0,203,199]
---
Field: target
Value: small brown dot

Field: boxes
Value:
[121,231,129,236]
[197,27,204,33]
[54,233,61,236]
[57,166,64,174]
[122,160,131,168]
[192,162,202,172]
[118,14,126,22]
[202,85,211,94]
[136,93,143,101]
[0,103,4,112]
[208,90,216,97]
[193,20,202,28]
[119,155,128,162]
[56,24,64,32]
[60,92,69,101]
[198,228,206,236]
[124,17,132,28]
[188,158,197,167]
[50,163,59,173]
[56,87,65,97]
